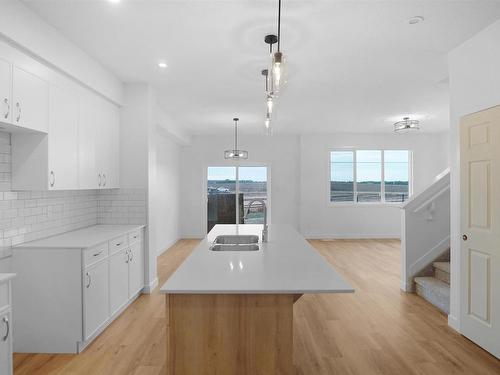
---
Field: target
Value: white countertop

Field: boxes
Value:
[14,225,145,249]
[161,224,354,294]
[0,273,16,283]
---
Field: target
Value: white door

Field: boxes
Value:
[460,105,500,359]
[0,309,12,375]
[78,91,98,189]
[128,243,144,297]
[12,66,48,133]
[0,58,12,124]
[48,84,79,190]
[109,248,129,315]
[83,262,109,340]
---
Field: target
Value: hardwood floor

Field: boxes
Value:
[14,238,500,375]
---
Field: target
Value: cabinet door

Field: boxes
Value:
[128,242,144,297]
[96,98,110,189]
[109,248,129,316]
[0,309,12,375]
[83,261,109,340]
[48,84,79,190]
[12,66,48,133]
[108,105,120,188]
[0,58,12,124]
[78,91,98,189]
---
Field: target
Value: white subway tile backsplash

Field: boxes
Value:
[0,132,146,255]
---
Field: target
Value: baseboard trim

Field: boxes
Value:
[448,314,460,332]
[143,277,158,294]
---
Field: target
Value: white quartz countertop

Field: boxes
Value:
[14,225,145,249]
[0,273,15,284]
[161,224,354,294]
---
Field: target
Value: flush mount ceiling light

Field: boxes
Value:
[108,0,121,3]
[268,0,287,96]
[394,117,420,133]
[157,61,168,68]
[224,118,248,160]
[409,16,424,25]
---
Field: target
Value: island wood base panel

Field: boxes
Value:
[165,293,294,375]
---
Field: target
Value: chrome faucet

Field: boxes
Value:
[244,199,268,242]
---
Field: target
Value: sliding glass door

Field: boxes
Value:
[207,166,268,233]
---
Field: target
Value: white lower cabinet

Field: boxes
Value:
[12,226,145,353]
[83,261,109,340]
[129,242,144,297]
[109,248,130,316]
[0,309,13,375]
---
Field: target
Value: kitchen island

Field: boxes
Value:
[160,224,353,375]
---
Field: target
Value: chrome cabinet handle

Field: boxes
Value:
[93,250,103,257]
[125,249,130,263]
[98,174,102,187]
[462,234,468,241]
[16,102,21,122]
[86,272,91,288]
[115,242,123,247]
[103,174,107,187]
[2,316,9,341]
[3,98,9,119]
[129,249,133,262]
[50,171,55,187]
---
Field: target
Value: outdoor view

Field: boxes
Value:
[330,150,409,203]
[207,166,267,232]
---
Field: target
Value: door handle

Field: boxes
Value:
[2,316,9,341]
[16,102,21,122]
[3,98,9,119]
[462,234,468,241]
[86,272,92,288]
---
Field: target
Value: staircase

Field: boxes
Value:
[414,256,450,314]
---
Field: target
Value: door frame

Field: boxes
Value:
[203,162,272,235]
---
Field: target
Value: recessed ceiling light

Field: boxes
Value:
[109,0,121,3]
[409,16,424,25]
[158,61,168,69]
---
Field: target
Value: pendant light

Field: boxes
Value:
[224,118,248,159]
[394,117,420,133]
[262,69,273,132]
[268,0,287,96]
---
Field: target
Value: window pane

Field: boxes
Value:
[330,151,354,202]
[207,167,237,233]
[239,167,267,224]
[384,150,409,202]
[356,150,381,202]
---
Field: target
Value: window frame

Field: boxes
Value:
[328,148,413,206]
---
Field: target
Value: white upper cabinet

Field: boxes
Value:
[0,57,12,124]
[2,40,120,191]
[12,66,48,133]
[48,83,79,190]
[79,91,99,189]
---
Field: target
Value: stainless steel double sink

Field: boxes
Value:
[209,235,260,251]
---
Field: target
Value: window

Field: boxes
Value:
[207,166,268,233]
[330,150,410,203]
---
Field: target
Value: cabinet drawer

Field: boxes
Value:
[84,243,109,267]
[0,282,10,311]
[109,235,128,254]
[128,229,142,244]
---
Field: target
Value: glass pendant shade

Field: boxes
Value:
[268,51,287,96]
[224,150,248,159]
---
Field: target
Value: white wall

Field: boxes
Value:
[180,135,301,238]
[149,127,181,255]
[0,0,123,104]
[179,132,448,239]
[448,19,500,331]
[300,133,449,239]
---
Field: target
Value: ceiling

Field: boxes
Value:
[22,0,500,135]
